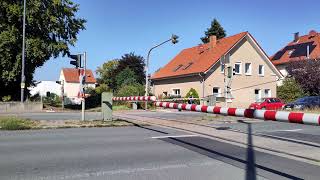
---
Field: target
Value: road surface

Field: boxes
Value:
[1,125,320,180]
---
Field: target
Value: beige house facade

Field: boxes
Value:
[152,32,283,108]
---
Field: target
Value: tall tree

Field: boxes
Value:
[0,0,86,100]
[115,67,137,88]
[201,18,226,43]
[287,60,320,96]
[96,59,119,89]
[115,52,145,85]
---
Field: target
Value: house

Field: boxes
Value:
[59,68,96,103]
[270,30,320,77]
[151,32,283,108]
[29,81,62,97]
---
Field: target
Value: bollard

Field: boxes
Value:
[132,102,138,110]
[102,92,113,121]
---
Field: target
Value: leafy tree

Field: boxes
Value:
[0,0,86,100]
[287,60,320,96]
[201,18,226,43]
[116,83,145,97]
[115,67,137,88]
[115,52,145,85]
[96,59,119,89]
[277,78,307,103]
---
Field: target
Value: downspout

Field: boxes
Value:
[198,72,205,105]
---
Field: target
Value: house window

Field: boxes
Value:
[254,89,261,101]
[46,91,51,97]
[258,65,264,76]
[163,92,168,96]
[172,89,181,95]
[264,89,271,98]
[245,63,252,75]
[212,87,221,97]
[220,64,225,73]
[234,62,242,74]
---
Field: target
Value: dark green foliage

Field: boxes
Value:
[201,18,226,43]
[0,0,86,100]
[115,67,137,88]
[185,88,200,104]
[116,83,145,97]
[277,78,307,103]
[287,60,320,96]
[114,53,145,85]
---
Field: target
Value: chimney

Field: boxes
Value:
[294,32,299,42]
[209,35,217,48]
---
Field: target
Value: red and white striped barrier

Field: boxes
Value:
[157,98,203,102]
[155,102,320,126]
[112,96,157,102]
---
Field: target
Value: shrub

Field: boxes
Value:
[2,95,11,102]
[277,78,307,103]
[185,88,200,104]
[43,93,61,107]
[116,83,145,97]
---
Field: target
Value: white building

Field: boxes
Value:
[29,81,61,97]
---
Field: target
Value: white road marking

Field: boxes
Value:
[281,129,303,132]
[151,134,198,139]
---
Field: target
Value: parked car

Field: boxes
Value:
[249,98,285,110]
[284,96,320,110]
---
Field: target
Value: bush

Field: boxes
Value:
[43,93,61,107]
[0,117,33,130]
[277,78,307,103]
[2,95,11,102]
[185,88,200,104]
[116,83,145,97]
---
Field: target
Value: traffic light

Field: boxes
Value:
[227,66,236,78]
[171,34,179,44]
[69,54,81,68]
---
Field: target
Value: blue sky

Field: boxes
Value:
[34,0,320,81]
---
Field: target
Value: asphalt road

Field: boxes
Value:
[1,126,320,180]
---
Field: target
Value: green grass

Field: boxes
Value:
[0,117,34,130]
[113,105,131,111]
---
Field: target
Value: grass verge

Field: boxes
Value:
[0,117,37,130]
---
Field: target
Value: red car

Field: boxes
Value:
[249,98,285,110]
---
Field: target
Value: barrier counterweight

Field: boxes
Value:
[155,102,320,126]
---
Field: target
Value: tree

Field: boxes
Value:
[115,52,145,85]
[287,60,320,95]
[116,83,145,97]
[96,59,119,89]
[277,78,307,103]
[201,18,226,43]
[115,67,137,88]
[0,0,86,100]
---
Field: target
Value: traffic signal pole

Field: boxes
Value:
[81,52,86,121]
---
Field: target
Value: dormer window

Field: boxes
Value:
[173,64,183,72]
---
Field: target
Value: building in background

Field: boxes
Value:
[59,68,96,104]
[270,30,320,77]
[151,32,283,108]
[29,81,61,97]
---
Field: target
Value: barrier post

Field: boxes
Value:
[102,92,113,121]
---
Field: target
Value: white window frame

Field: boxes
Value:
[220,64,225,73]
[244,63,252,75]
[254,89,261,101]
[172,88,181,95]
[212,87,221,97]
[234,62,242,75]
[258,65,265,76]
[264,89,271,98]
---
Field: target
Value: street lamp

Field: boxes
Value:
[145,34,179,109]
[21,0,27,102]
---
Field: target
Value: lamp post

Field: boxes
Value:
[145,34,179,109]
[21,0,27,102]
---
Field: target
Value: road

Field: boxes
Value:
[1,126,320,180]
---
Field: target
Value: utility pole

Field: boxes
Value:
[20,0,27,102]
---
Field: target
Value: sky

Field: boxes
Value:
[34,0,320,81]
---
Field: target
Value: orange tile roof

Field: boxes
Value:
[271,30,320,65]
[151,32,248,80]
[62,68,96,83]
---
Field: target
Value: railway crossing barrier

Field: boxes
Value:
[108,95,320,126]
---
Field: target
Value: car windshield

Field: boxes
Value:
[295,97,311,103]
[256,99,265,103]
[268,98,281,103]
